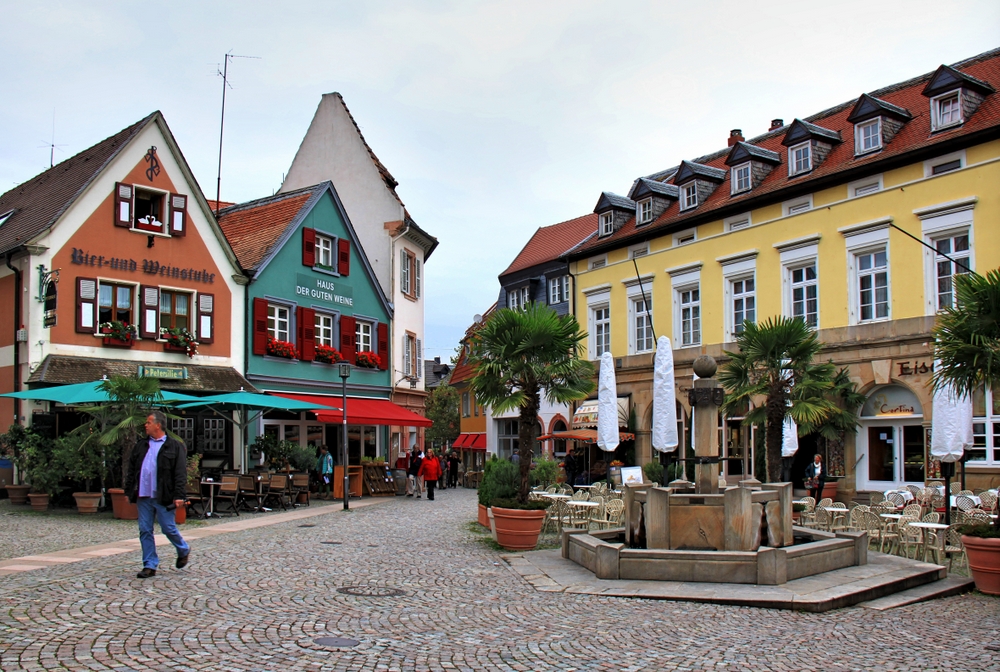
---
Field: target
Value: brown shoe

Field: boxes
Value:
[136,568,156,579]
[176,552,190,569]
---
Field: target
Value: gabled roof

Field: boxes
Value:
[217,187,316,271]
[218,180,393,315]
[571,48,1000,259]
[0,113,156,256]
[499,213,597,278]
[448,304,496,386]
[922,64,995,97]
[846,93,913,124]
[424,358,452,388]
[674,160,727,183]
[725,141,782,166]
[594,192,636,212]
[628,177,679,201]
[329,92,401,198]
[781,118,842,146]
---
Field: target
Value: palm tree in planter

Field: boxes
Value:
[469,303,595,549]
[796,367,865,491]
[932,270,1000,593]
[56,432,105,514]
[718,316,841,483]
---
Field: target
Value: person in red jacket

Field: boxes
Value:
[418,448,442,501]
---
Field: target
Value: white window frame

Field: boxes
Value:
[676,284,701,347]
[725,212,752,232]
[731,162,752,194]
[629,294,654,354]
[855,118,882,154]
[599,212,615,236]
[591,304,611,358]
[789,141,812,176]
[729,276,755,340]
[585,287,611,359]
[783,195,813,217]
[315,232,335,268]
[918,199,976,316]
[637,198,653,225]
[931,90,963,131]
[548,275,569,304]
[848,174,883,198]
[268,302,292,342]
[673,228,697,247]
[848,242,890,325]
[788,261,819,330]
[775,236,821,331]
[719,253,757,342]
[923,149,966,178]
[680,182,698,211]
[356,320,373,352]
[314,311,335,347]
[970,385,1000,465]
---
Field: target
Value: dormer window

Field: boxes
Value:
[599,212,614,236]
[789,142,812,176]
[932,91,962,130]
[731,163,751,194]
[637,199,653,225]
[134,188,166,233]
[681,183,698,210]
[856,118,882,154]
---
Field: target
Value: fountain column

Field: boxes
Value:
[689,355,724,495]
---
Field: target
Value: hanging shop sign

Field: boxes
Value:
[138,365,189,380]
[295,273,353,308]
[70,248,216,283]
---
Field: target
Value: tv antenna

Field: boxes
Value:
[215,51,261,216]
[38,110,67,169]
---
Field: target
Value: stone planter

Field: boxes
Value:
[962,535,1000,596]
[478,503,489,528]
[491,506,546,551]
[108,488,138,520]
[27,493,49,511]
[6,484,30,505]
[73,492,102,514]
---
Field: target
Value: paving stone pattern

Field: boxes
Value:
[1,489,998,671]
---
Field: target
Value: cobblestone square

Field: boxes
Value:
[1,489,997,671]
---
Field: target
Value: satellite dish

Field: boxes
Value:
[473,314,482,324]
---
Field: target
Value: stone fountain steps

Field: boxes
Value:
[504,549,961,613]
[857,575,975,610]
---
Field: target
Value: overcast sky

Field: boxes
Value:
[2,1,998,362]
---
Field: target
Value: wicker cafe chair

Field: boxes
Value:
[979,491,997,513]
[903,504,923,518]
[897,516,922,559]
[818,498,834,508]
[863,511,895,554]
[545,485,558,494]
[869,491,886,505]
[263,473,290,511]
[945,524,968,572]
[595,499,626,529]
[848,505,870,532]
[214,475,241,516]
[955,495,977,512]
[957,489,974,497]
[571,490,590,501]
[905,484,922,497]
[886,492,906,508]
[949,482,962,494]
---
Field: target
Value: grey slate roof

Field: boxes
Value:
[424,358,452,389]
[0,113,156,256]
[846,93,913,123]
[629,177,680,200]
[725,141,781,166]
[674,160,727,183]
[922,64,995,96]
[594,191,636,212]
[781,118,842,146]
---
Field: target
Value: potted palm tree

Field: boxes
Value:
[57,432,104,514]
[469,303,595,550]
[0,423,35,504]
[932,270,1000,593]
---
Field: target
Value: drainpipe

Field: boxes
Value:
[5,253,21,427]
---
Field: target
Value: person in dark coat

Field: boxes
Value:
[407,447,423,498]
[803,454,825,502]
[124,410,190,578]
[448,452,460,489]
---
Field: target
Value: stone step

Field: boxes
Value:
[857,575,975,610]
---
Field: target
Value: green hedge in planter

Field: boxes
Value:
[490,497,551,511]
[478,457,518,507]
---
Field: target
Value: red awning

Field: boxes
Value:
[453,434,470,448]
[271,392,432,427]
[452,433,486,450]
[537,429,635,444]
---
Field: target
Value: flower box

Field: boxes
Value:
[315,344,344,364]
[102,335,133,348]
[355,351,381,369]
[160,328,198,358]
[164,342,189,353]
[100,321,137,347]
[266,337,297,359]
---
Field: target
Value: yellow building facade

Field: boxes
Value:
[568,51,1000,498]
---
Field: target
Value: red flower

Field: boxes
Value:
[315,344,344,364]
[266,337,297,359]
[356,351,381,368]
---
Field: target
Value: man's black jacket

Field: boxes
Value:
[124,435,188,505]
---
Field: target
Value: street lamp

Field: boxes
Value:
[338,362,352,510]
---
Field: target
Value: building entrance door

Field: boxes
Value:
[863,423,925,490]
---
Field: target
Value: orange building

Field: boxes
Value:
[448,306,494,474]
[0,112,250,470]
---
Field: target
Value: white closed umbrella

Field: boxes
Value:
[597,351,619,453]
[781,414,799,458]
[652,335,679,453]
[930,377,973,464]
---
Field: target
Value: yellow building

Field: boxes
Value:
[568,50,1000,498]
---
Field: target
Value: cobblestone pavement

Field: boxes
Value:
[1,488,997,671]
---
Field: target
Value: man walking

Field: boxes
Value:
[448,451,460,489]
[124,410,190,578]
[407,446,423,498]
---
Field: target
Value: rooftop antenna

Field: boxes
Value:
[215,51,260,216]
[38,110,67,169]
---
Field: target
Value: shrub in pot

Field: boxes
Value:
[959,522,1000,596]
[23,434,62,511]
[0,423,35,504]
[490,497,552,551]
[643,460,664,486]
[529,457,560,489]
[57,432,104,514]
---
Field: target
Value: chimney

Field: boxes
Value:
[728,129,744,147]
[769,118,784,131]
[434,356,441,364]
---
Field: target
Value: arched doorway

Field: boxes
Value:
[858,384,925,491]
[551,419,568,456]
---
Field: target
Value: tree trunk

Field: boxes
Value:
[517,387,540,504]
[765,392,786,483]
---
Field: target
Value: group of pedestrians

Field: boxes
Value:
[399,447,460,501]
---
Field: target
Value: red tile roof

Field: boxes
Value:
[217,189,315,271]
[574,48,1000,257]
[499,213,598,278]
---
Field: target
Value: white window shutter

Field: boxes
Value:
[415,259,422,299]
[416,338,422,378]
[400,249,409,294]
[402,335,411,376]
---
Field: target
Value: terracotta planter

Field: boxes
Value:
[491,506,547,551]
[108,488,139,519]
[487,507,498,542]
[27,493,49,512]
[821,480,839,501]
[102,336,133,348]
[6,484,30,505]
[478,503,489,528]
[73,492,102,514]
[962,535,1000,596]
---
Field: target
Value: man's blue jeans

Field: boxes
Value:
[137,497,189,570]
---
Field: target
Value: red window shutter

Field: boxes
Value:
[297,307,316,361]
[377,322,389,370]
[302,228,316,267]
[198,293,215,344]
[339,315,357,364]
[114,183,133,228]
[76,277,98,333]
[139,285,159,339]
[252,297,268,355]
[169,193,187,237]
[338,238,350,276]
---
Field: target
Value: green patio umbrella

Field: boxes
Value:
[176,389,340,472]
[0,378,201,405]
